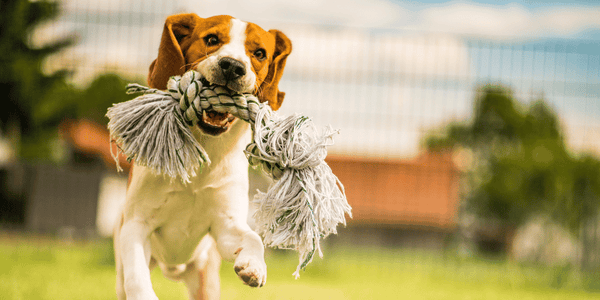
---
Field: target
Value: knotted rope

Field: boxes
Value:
[106,70,352,278]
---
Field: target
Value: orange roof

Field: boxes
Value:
[326,152,460,229]
[59,119,131,172]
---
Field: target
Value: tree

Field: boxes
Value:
[0,0,73,160]
[427,85,600,236]
[0,0,139,160]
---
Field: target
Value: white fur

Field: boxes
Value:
[115,17,267,300]
[115,120,267,300]
[196,18,256,93]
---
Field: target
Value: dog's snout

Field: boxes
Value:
[218,57,246,80]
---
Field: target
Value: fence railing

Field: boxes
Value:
[21,0,600,268]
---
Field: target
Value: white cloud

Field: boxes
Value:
[417,2,533,38]
[180,0,409,28]
[536,7,600,36]
[276,27,471,158]
[283,26,469,80]
[178,0,600,40]
[61,0,161,14]
[413,1,600,40]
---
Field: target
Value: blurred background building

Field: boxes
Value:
[1,0,600,269]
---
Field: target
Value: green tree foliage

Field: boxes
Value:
[35,74,135,127]
[0,0,73,159]
[0,0,138,160]
[25,73,137,160]
[427,85,600,235]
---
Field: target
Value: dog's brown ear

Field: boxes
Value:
[258,30,292,111]
[148,13,200,89]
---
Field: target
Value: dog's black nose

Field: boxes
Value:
[218,57,246,80]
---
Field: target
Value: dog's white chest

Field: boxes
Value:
[148,187,214,264]
[124,121,252,265]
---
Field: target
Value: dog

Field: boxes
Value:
[113,13,292,300]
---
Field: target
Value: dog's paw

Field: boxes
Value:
[234,254,267,287]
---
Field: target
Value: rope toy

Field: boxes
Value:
[106,70,352,278]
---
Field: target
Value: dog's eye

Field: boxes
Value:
[253,49,266,61]
[204,34,219,46]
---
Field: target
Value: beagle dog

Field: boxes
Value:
[113,14,291,300]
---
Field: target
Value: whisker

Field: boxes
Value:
[262,76,276,87]
[182,62,195,71]
[254,84,265,101]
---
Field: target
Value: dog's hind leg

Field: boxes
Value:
[180,235,222,300]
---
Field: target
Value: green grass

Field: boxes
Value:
[1,233,600,300]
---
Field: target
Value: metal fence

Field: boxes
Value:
[40,1,600,160]
[23,0,600,264]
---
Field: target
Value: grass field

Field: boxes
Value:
[1,232,600,300]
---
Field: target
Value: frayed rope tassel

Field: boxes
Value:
[106,70,352,278]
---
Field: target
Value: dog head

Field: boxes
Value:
[148,14,292,135]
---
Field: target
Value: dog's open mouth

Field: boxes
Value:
[198,109,236,136]
[197,77,238,136]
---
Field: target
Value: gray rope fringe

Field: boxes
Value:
[106,70,352,277]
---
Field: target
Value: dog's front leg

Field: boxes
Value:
[118,219,157,300]
[212,218,267,287]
